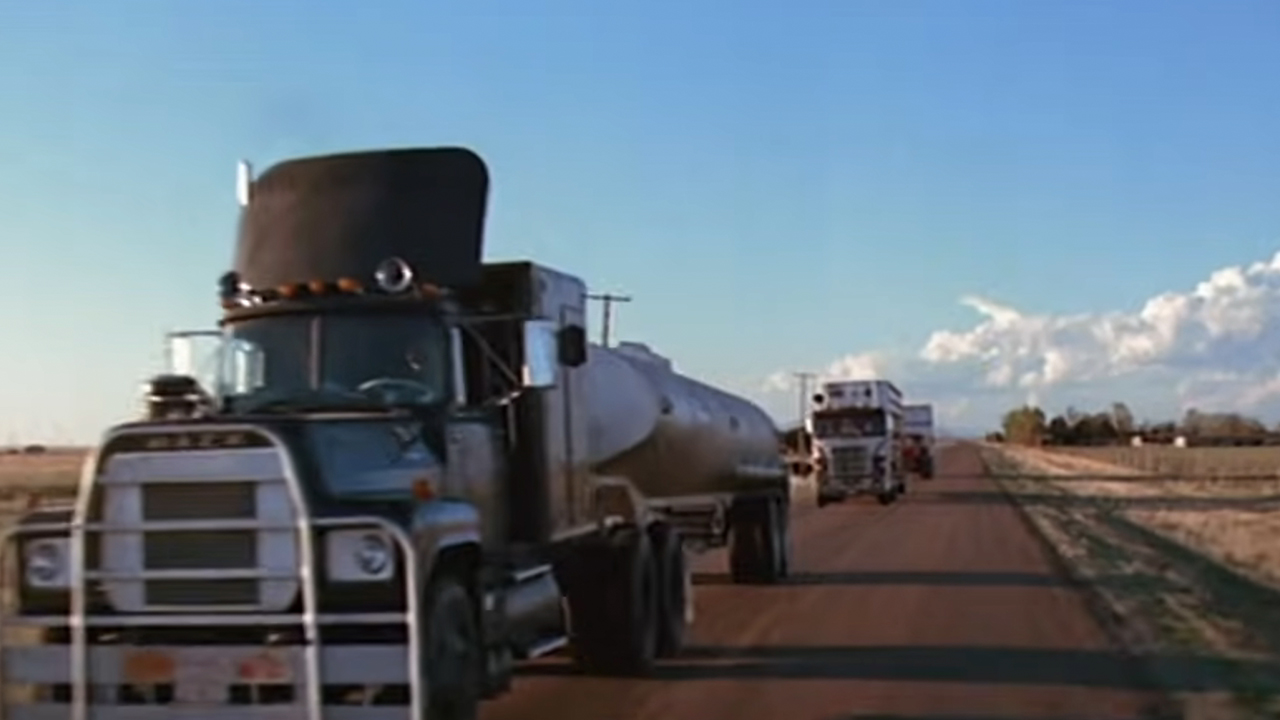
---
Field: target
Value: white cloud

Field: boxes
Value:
[760,352,888,394]
[754,249,1280,431]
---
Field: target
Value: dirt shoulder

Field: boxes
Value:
[1011,446,1280,593]
[981,443,1280,720]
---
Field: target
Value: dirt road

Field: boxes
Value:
[481,443,1171,720]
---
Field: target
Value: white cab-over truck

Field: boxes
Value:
[797,379,907,507]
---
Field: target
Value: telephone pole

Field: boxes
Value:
[587,292,632,347]
[793,371,817,427]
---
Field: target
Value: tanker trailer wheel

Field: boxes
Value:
[567,528,659,676]
[649,523,689,658]
[773,496,792,579]
[729,496,787,585]
[921,456,935,480]
[420,576,482,720]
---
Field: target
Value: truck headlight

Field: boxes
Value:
[23,538,69,588]
[325,530,395,582]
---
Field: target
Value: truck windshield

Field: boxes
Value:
[812,409,887,438]
[222,312,451,412]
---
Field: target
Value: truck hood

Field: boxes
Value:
[302,418,442,500]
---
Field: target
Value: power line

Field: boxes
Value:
[586,292,632,347]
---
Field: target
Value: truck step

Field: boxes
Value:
[520,634,569,659]
[509,563,554,585]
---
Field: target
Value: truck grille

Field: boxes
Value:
[829,446,868,478]
[91,441,300,613]
[143,482,257,520]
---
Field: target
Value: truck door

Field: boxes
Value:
[558,303,589,526]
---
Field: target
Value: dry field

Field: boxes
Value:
[985,444,1280,718]
[1054,445,1280,478]
[0,451,85,707]
[1031,446,1280,588]
[0,450,84,504]
[0,451,84,564]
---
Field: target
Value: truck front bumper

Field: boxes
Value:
[818,474,896,496]
[2,515,426,720]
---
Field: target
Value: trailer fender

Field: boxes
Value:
[590,475,651,528]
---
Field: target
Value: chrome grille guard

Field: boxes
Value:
[0,423,427,720]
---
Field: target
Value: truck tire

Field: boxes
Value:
[774,497,791,579]
[567,528,659,676]
[729,497,766,583]
[421,577,482,720]
[729,495,788,585]
[649,523,688,658]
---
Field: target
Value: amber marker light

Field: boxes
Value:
[411,476,436,501]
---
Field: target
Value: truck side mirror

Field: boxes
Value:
[557,325,588,367]
[219,338,264,396]
[521,319,559,389]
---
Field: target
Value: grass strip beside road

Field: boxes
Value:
[980,444,1280,720]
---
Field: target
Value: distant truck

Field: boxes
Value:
[804,379,907,507]
[902,403,936,479]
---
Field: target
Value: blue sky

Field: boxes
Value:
[2,0,1279,442]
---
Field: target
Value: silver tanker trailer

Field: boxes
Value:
[1,146,792,720]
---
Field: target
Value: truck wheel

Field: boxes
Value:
[730,496,787,585]
[774,497,792,579]
[729,498,766,583]
[876,490,896,506]
[421,577,482,720]
[568,528,659,676]
[650,524,688,658]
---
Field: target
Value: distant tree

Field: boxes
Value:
[1177,408,1267,445]
[1079,413,1118,445]
[1045,415,1071,445]
[1180,408,1204,438]
[1001,405,1047,446]
[1001,401,1277,448]
[1111,402,1135,436]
